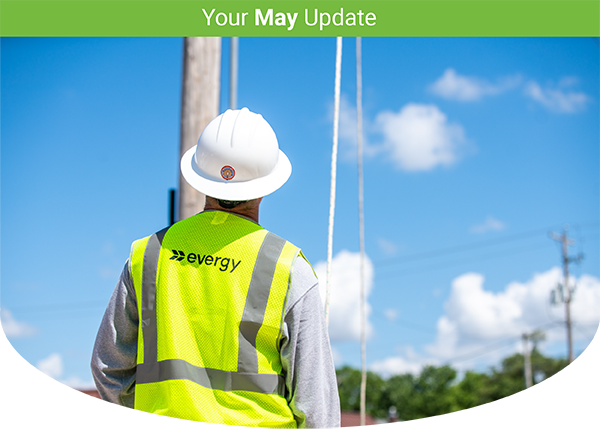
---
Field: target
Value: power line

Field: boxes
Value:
[444,321,564,365]
[3,301,106,314]
[376,240,553,281]
[356,35,368,427]
[375,230,598,282]
[374,222,598,269]
[570,322,600,344]
[22,311,105,322]
[372,312,437,335]
[375,228,547,267]
[444,337,517,366]
[4,225,596,319]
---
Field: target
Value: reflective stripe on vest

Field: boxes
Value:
[140,227,167,366]
[137,228,287,395]
[137,359,284,395]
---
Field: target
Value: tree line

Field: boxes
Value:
[336,348,568,422]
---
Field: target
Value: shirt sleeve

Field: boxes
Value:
[281,256,341,428]
[90,260,138,408]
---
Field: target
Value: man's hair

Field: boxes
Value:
[205,196,260,211]
[217,199,247,209]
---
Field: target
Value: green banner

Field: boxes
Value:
[1,1,598,37]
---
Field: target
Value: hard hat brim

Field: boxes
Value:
[180,145,292,201]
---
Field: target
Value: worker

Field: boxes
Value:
[91,108,341,428]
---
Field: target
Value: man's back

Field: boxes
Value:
[131,210,298,426]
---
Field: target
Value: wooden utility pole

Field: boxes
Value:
[230,37,238,110]
[178,37,221,221]
[523,330,545,388]
[522,333,533,388]
[549,226,583,363]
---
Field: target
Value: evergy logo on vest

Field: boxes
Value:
[169,249,241,273]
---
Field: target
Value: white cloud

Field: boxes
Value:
[370,355,424,377]
[102,241,115,255]
[314,250,374,342]
[330,346,345,367]
[374,103,468,172]
[0,309,36,338]
[338,94,358,149]
[337,94,381,161]
[369,268,600,377]
[430,69,590,114]
[61,376,96,390]
[36,353,63,429]
[99,266,121,279]
[37,353,63,377]
[524,79,590,113]
[470,216,507,234]
[384,308,398,322]
[377,237,399,255]
[335,95,470,172]
[426,268,600,363]
[429,68,520,101]
[570,274,600,326]
[370,345,435,377]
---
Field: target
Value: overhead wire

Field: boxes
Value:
[373,312,437,335]
[4,301,107,314]
[444,321,564,365]
[571,322,599,344]
[373,223,599,281]
[374,221,599,269]
[6,228,596,320]
[376,229,551,267]
[376,240,557,281]
[325,37,343,327]
[356,36,367,427]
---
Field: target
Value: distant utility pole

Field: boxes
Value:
[522,333,533,389]
[522,330,545,388]
[178,37,222,221]
[549,225,584,363]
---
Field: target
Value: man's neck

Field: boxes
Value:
[203,200,260,224]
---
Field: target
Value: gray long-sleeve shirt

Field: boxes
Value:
[91,251,340,428]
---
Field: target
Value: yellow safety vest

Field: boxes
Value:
[129,210,300,427]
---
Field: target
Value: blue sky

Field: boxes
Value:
[2,37,599,388]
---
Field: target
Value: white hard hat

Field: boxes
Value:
[180,108,292,201]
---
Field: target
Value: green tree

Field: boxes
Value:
[487,347,569,400]
[411,365,458,419]
[450,370,494,410]
[336,366,361,411]
[336,366,387,418]
[488,352,527,400]
[379,373,416,421]
[335,348,569,422]
[380,365,458,421]
[530,347,568,382]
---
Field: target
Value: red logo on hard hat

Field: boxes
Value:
[221,166,235,181]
